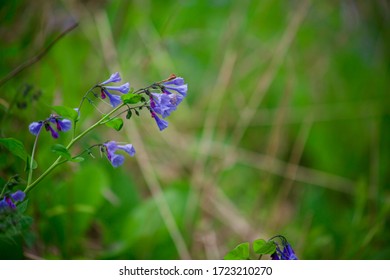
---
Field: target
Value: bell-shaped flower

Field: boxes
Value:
[104,83,130,94]
[162,76,188,96]
[44,122,59,139]
[29,121,44,136]
[101,88,123,108]
[151,111,168,131]
[150,93,183,119]
[49,116,72,132]
[103,141,135,168]
[99,72,122,86]
[0,190,25,210]
[98,72,130,107]
[29,115,71,139]
[269,236,298,260]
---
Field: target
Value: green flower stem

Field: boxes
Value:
[73,85,98,138]
[23,104,124,194]
[27,126,42,186]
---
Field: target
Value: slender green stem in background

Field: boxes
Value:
[0,183,6,198]
[27,126,42,186]
[23,103,125,194]
[73,85,98,137]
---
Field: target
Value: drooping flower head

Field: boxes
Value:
[148,74,187,131]
[29,114,72,139]
[150,92,184,118]
[100,72,122,85]
[151,111,168,131]
[160,75,188,96]
[0,190,25,211]
[269,235,298,260]
[98,72,130,107]
[102,141,135,167]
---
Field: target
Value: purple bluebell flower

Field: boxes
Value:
[269,236,298,260]
[101,88,123,108]
[104,83,130,94]
[281,243,298,260]
[100,72,122,85]
[44,122,59,138]
[151,111,168,131]
[29,121,44,136]
[98,72,130,107]
[271,252,280,260]
[0,190,25,210]
[162,76,188,96]
[150,93,183,119]
[29,115,71,138]
[148,75,187,131]
[103,141,135,168]
[49,116,72,132]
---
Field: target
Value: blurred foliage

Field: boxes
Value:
[0,0,389,259]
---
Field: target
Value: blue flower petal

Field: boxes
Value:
[57,119,72,132]
[29,121,43,135]
[111,154,125,167]
[45,123,59,139]
[105,83,130,94]
[0,198,8,210]
[11,190,25,202]
[102,89,123,107]
[165,84,188,96]
[163,77,185,86]
[100,72,122,85]
[117,144,135,157]
[152,113,168,131]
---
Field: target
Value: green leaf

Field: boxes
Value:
[20,215,33,228]
[51,144,71,160]
[70,156,84,162]
[52,105,78,121]
[17,199,29,213]
[121,93,142,104]
[0,138,29,162]
[253,239,276,255]
[224,242,250,260]
[105,118,123,131]
[126,110,132,119]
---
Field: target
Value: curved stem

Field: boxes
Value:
[73,85,98,137]
[27,126,42,186]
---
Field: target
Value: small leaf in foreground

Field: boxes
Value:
[253,239,277,255]
[224,242,250,260]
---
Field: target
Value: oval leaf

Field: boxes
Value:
[52,105,78,121]
[253,239,276,255]
[51,144,71,160]
[121,93,142,104]
[224,242,250,260]
[105,118,123,131]
[71,156,84,162]
[0,138,29,162]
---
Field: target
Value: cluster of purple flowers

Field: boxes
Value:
[97,72,130,108]
[29,114,72,139]
[102,141,135,168]
[27,72,187,168]
[0,190,25,211]
[149,75,187,131]
[270,236,298,260]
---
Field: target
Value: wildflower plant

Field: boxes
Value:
[0,72,187,239]
[224,235,298,260]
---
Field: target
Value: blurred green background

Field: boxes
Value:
[0,0,389,259]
